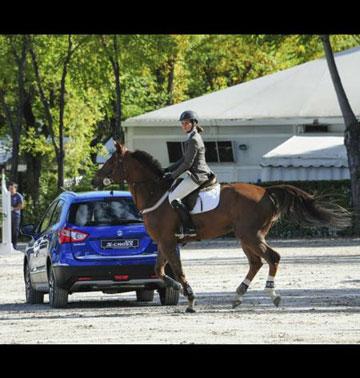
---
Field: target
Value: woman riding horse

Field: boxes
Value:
[163,110,215,238]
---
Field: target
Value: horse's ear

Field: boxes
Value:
[113,140,127,156]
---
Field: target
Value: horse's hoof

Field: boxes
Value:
[185,307,196,313]
[273,296,281,307]
[232,300,242,309]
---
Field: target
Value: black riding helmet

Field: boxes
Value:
[179,110,199,124]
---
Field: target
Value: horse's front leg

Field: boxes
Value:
[158,240,196,313]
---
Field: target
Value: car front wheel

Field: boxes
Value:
[24,262,44,304]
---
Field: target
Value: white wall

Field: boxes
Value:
[124,122,345,183]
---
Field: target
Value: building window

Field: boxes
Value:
[217,141,234,162]
[167,142,184,163]
[304,124,329,133]
[166,141,234,163]
[204,141,218,162]
[303,119,329,133]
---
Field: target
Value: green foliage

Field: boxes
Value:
[1,34,359,231]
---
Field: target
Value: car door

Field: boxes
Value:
[41,199,65,273]
[31,200,59,285]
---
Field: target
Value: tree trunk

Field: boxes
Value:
[28,36,59,157]
[166,58,175,106]
[6,35,28,183]
[113,61,123,142]
[111,35,123,143]
[29,35,77,191]
[22,90,42,210]
[321,35,360,234]
[57,36,72,190]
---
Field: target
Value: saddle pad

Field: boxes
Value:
[190,184,221,214]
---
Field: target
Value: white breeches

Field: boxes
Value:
[168,173,200,203]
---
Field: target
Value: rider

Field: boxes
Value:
[163,110,215,238]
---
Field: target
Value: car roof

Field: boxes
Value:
[59,190,132,202]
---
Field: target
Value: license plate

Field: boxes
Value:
[101,239,139,249]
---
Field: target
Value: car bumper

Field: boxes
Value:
[52,264,165,292]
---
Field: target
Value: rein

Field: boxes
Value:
[109,152,168,215]
[129,176,167,214]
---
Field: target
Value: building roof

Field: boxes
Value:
[260,136,349,182]
[260,136,348,168]
[124,46,360,127]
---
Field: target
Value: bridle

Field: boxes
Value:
[103,152,167,214]
[103,153,166,213]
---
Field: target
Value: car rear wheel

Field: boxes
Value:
[24,262,44,304]
[136,289,155,302]
[48,266,68,308]
[158,286,180,306]
[157,265,180,305]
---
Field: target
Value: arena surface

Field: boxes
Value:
[1,238,360,344]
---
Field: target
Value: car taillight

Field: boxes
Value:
[58,227,89,244]
[114,274,129,281]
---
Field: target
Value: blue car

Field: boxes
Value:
[21,190,179,308]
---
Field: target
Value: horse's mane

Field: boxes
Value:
[132,150,164,177]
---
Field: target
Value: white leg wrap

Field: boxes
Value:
[265,287,278,301]
[233,279,250,306]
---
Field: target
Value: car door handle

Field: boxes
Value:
[39,240,48,248]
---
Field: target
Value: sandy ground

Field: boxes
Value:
[1,238,360,344]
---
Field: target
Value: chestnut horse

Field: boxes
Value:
[92,141,351,313]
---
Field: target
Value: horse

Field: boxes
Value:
[92,141,351,313]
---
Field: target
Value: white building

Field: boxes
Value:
[118,46,360,183]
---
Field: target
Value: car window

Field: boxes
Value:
[38,201,59,234]
[49,199,65,227]
[68,198,142,226]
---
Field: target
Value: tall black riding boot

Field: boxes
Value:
[171,199,197,238]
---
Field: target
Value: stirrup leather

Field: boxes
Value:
[175,225,197,239]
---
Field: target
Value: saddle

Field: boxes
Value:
[173,173,218,212]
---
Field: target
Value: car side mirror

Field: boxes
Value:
[20,224,36,237]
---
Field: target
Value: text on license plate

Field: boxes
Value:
[101,239,139,249]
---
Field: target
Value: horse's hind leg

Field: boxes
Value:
[249,237,282,307]
[158,240,196,313]
[262,242,282,307]
[232,241,264,308]
[239,235,281,307]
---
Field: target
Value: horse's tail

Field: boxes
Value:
[266,184,351,229]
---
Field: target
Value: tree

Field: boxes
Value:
[28,35,86,190]
[0,35,28,183]
[99,35,124,142]
[321,35,360,234]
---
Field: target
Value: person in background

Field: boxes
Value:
[8,182,24,249]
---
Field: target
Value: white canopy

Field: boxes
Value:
[124,46,360,127]
[260,136,349,182]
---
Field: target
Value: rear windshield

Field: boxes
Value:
[68,198,143,226]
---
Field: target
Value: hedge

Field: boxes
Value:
[258,180,353,238]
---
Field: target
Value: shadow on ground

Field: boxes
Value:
[183,238,360,250]
[1,288,360,321]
